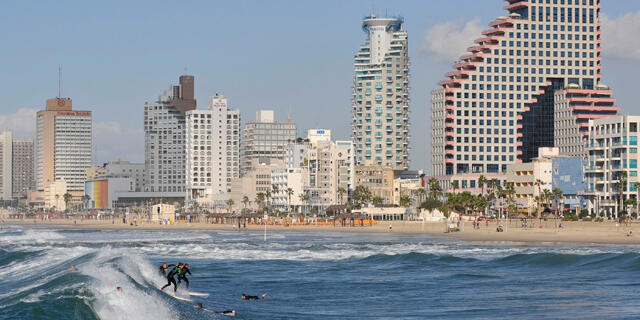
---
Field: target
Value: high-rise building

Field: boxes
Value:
[186,94,240,203]
[431,0,602,191]
[12,139,33,199]
[352,15,410,170]
[143,75,196,193]
[0,131,12,201]
[240,110,296,175]
[35,98,92,198]
[585,115,640,216]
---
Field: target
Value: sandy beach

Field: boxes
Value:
[4,218,640,245]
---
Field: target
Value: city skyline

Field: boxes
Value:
[0,1,639,173]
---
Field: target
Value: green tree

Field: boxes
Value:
[265,189,272,213]
[478,175,488,196]
[400,195,412,208]
[242,196,249,211]
[353,185,372,207]
[451,180,459,193]
[616,171,628,219]
[287,188,295,213]
[63,193,73,213]
[226,198,234,213]
[427,178,442,199]
[552,188,564,217]
[372,196,384,207]
[298,192,309,217]
[255,193,265,211]
[337,187,347,205]
[534,179,545,218]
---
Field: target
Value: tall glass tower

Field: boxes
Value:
[352,15,410,171]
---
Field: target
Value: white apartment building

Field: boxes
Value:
[143,75,196,194]
[271,167,304,212]
[585,116,640,216]
[240,110,296,175]
[186,94,240,204]
[352,15,410,170]
[506,147,558,209]
[432,0,603,191]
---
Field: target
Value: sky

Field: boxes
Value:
[1,0,640,173]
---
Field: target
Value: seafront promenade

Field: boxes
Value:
[5,218,640,245]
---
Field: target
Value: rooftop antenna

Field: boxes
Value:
[58,66,62,98]
[184,66,188,75]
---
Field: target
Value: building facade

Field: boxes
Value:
[105,160,145,192]
[240,110,296,175]
[354,165,396,204]
[553,84,618,158]
[302,130,354,213]
[585,116,640,216]
[186,94,240,203]
[0,131,12,201]
[143,75,196,193]
[432,0,602,190]
[35,98,92,198]
[352,15,410,170]
[11,138,33,199]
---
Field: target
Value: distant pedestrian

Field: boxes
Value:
[486,220,489,228]
[389,224,392,231]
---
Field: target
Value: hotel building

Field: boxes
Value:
[352,15,410,171]
[186,94,240,204]
[431,0,603,191]
[35,98,92,199]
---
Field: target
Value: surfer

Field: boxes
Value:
[242,293,267,300]
[178,263,192,289]
[159,263,175,277]
[196,303,236,316]
[70,265,77,271]
[160,262,183,295]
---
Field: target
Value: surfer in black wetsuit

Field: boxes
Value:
[160,262,183,295]
[242,293,267,300]
[159,263,175,277]
[178,263,192,289]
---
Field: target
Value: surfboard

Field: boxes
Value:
[168,293,192,302]
[188,291,210,297]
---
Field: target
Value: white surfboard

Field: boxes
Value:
[188,291,210,297]
[168,293,192,302]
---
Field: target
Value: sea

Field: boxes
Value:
[1,224,640,319]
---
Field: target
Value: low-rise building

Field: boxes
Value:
[84,177,134,209]
[354,165,396,204]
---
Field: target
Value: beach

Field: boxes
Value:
[5,218,640,245]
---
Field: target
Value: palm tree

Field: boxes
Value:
[616,171,628,219]
[427,178,441,199]
[63,193,73,213]
[82,194,91,209]
[255,193,265,212]
[451,180,459,193]
[271,185,279,210]
[415,188,426,207]
[265,189,272,213]
[287,188,295,213]
[372,196,384,207]
[400,195,412,208]
[504,182,516,219]
[298,193,309,219]
[478,175,488,196]
[226,199,235,213]
[534,179,545,218]
[552,188,564,217]
[353,185,372,207]
[337,187,347,205]
[242,196,249,211]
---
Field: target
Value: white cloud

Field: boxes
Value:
[602,11,640,60]
[420,17,484,64]
[0,108,37,138]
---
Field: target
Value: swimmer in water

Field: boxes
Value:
[70,265,77,271]
[195,303,236,316]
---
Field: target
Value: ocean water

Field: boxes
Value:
[2,225,640,319]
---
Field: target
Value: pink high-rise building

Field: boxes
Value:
[430,0,615,191]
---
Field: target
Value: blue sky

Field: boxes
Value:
[1,0,639,172]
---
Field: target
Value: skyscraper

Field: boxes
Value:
[186,94,240,203]
[352,14,410,171]
[0,131,12,201]
[239,110,296,175]
[143,75,196,193]
[431,0,603,190]
[12,138,33,199]
[35,98,92,198]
